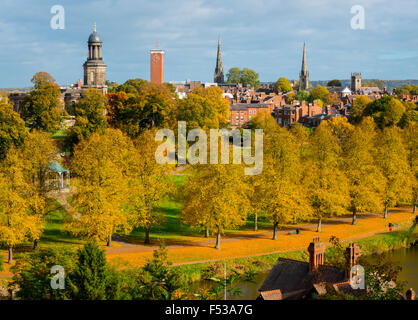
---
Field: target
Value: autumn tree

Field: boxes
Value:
[0,150,44,263]
[341,117,385,224]
[308,85,331,105]
[402,122,418,213]
[21,130,58,195]
[274,77,292,93]
[365,96,406,128]
[246,109,277,132]
[66,88,107,149]
[260,127,311,238]
[69,129,136,246]
[127,129,174,244]
[305,121,350,231]
[21,72,65,131]
[177,86,230,129]
[349,96,372,124]
[181,163,250,249]
[0,98,27,159]
[327,80,341,87]
[375,126,413,218]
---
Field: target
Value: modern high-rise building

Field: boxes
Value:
[150,44,164,85]
[299,42,309,91]
[83,23,106,87]
[213,37,224,84]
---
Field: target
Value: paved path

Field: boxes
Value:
[106,208,411,255]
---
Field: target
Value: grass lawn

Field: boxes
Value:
[51,129,67,140]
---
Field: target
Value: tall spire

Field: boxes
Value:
[214,36,224,84]
[94,22,96,32]
[299,42,310,91]
[301,42,307,73]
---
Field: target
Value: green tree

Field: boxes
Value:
[72,241,109,300]
[21,72,65,131]
[0,98,27,159]
[66,88,107,149]
[226,68,260,89]
[327,80,341,87]
[274,77,292,93]
[294,90,309,103]
[365,96,406,128]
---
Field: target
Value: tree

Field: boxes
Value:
[72,241,109,300]
[11,247,76,300]
[181,163,250,249]
[401,122,418,213]
[226,68,260,89]
[69,129,136,246]
[365,96,406,128]
[138,246,183,300]
[107,81,177,137]
[127,129,174,244]
[327,80,341,87]
[375,127,413,218]
[308,85,331,105]
[66,88,107,149]
[261,127,311,238]
[246,109,276,132]
[0,99,27,159]
[341,117,385,224]
[305,121,350,231]
[21,130,57,196]
[349,96,372,124]
[177,86,230,129]
[0,149,43,263]
[21,72,65,131]
[294,90,309,103]
[274,77,292,93]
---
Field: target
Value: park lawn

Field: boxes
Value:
[107,210,416,267]
[51,129,67,140]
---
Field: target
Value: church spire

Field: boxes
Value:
[214,37,224,84]
[299,42,309,91]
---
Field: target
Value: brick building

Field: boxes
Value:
[273,100,323,127]
[229,103,272,128]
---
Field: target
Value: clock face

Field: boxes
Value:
[152,54,160,62]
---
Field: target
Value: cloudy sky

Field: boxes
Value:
[1,0,418,88]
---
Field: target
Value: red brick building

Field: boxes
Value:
[273,100,323,128]
[229,103,272,128]
[150,49,164,84]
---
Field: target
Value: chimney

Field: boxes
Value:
[405,288,416,300]
[345,242,361,281]
[308,236,325,272]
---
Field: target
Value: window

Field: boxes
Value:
[241,116,244,120]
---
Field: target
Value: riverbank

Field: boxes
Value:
[173,227,418,284]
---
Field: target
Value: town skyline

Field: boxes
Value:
[1,0,418,88]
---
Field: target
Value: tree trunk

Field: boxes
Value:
[272,222,278,240]
[352,211,357,225]
[414,204,417,214]
[384,205,388,219]
[33,239,38,251]
[215,229,221,250]
[145,224,150,244]
[107,234,112,247]
[316,218,322,233]
[8,247,13,264]
[205,226,209,238]
[254,212,258,232]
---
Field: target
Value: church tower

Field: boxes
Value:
[214,38,224,84]
[351,73,362,92]
[83,23,107,87]
[299,42,309,91]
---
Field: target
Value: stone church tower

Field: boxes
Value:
[83,23,106,87]
[299,42,309,91]
[214,38,224,84]
[351,72,362,92]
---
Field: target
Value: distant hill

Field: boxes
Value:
[310,80,418,91]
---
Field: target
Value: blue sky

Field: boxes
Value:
[1,0,418,88]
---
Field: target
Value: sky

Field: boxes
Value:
[1,0,418,88]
